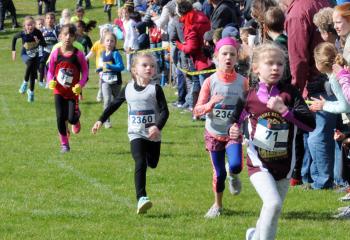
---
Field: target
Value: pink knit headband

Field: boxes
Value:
[214,37,238,53]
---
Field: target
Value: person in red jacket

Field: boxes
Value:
[175,0,212,116]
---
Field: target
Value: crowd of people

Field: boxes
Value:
[6,0,350,239]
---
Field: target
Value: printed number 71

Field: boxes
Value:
[265,130,278,141]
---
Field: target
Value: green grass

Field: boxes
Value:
[0,1,350,239]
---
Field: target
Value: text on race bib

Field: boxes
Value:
[57,68,73,87]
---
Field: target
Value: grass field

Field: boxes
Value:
[0,1,350,239]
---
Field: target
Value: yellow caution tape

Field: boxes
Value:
[178,68,216,76]
[129,47,169,54]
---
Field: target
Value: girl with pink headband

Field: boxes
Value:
[193,37,248,218]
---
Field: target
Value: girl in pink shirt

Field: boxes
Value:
[193,37,248,218]
[47,24,89,153]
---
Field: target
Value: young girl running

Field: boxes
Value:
[39,12,59,87]
[91,53,169,214]
[229,43,316,240]
[85,24,112,102]
[47,24,89,153]
[12,16,46,102]
[193,37,248,219]
[96,32,124,128]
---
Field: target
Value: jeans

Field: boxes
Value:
[76,0,91,7]
[176,68,186,105]
[301,133,313,184]
[308,93,337,189]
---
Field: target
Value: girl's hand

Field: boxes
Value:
[34,36,39,43]
[267,96,288,114]
[229,123,241,140]
[309,96,325,112]
[12,51,16,61]
[148,125,160,141]
[334,129,346,141]
[48,80,57,90]
[91,121,102,134]
[209,94,224,107]
[72,84,82,95]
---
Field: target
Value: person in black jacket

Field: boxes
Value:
[208,0,241,30]
[135,21,150,50]
[0,0,19,31]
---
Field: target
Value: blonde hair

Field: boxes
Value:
[334,2,350,23]
[314,42,346,72]
[23,16,35,26]
[131,53,158,79]
[251,42,287,67]
[313,7,335,33]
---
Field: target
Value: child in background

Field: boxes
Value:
[96,32,124,128]
[103,0,114,23]
[12,16,46,102]
[313,7,340,48]
[75,20,95,55]
[193,37,247,219]
[229,43,316,240]
[134,21,150,51]
[71,6,89,24]
[39,12,59,88]
[35,16,44,31]
[47,24,89,153]
[59,8,71,27]
[86,24,113,102]
[92,53,169,214]
[121,6,138,71]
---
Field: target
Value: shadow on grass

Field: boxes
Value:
[282,210,333,221]
[81,100,101,106]
[144,213,172,219]
[223,209,258,217]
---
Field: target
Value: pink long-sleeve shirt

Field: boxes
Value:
[47,47,88,99]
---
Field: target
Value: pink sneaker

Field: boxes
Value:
[72,121,81,134]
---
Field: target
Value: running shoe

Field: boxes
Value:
[137,196,152,214]
[27,90,34,102]
[246,228,256,240]
[19,82,28,94]
[60,144,70,153]
[72,121,81,134]
[204,205,222,219]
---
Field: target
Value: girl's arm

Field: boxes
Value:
[98,86,126,123]
[337,69,350,105]
[46,48,59,81]
[155,84,169,130]
[106,51,125,72]
[35,29,46,47]
[283,86,316,132]
[193,76,223,117]
[11,32,22,60]
[76,50,89,87]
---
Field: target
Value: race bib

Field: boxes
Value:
[253,118,289,151]
[128,110,155,133]
[101,72,119,83]
[212,104,234,124]
[26,48,38,58]
[57,68,73,87]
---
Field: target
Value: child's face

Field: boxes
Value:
[134,57,156,82]
[254,50,285,86]
[216,45,237,72]
[36,20,44,30]
[45,15,55,27]
[104,35,116,50]
[24,20,35,33]
[62,10,70,18]
[60,28,75,48]
[76,23,83,34]
[333,10,350,37]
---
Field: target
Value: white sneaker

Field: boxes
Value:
[204,205,222,219]
[104,122,112,129]
[226,163,241,195]
[246,228,256,240]
[339,193,350,202]
[137,196,152,214]
[333,207,350,219]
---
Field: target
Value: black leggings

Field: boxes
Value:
[38,54,49,83]
[24,57,39,91]
[130,138,161,200]
[55,94,80,136]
